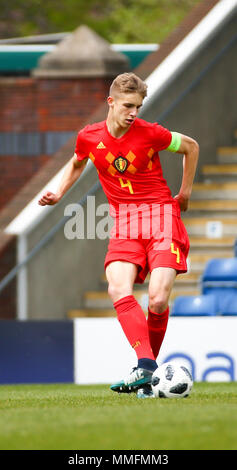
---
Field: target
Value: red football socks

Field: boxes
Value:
[113,295,155,360]
[147,306,169,359]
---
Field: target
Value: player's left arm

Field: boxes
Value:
[167,132,199,211]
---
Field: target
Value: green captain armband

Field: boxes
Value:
[167,132,182,152]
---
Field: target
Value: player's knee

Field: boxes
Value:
[108,281,132,303]
[149,293,169,314]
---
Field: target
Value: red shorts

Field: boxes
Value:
[104,202,190,283]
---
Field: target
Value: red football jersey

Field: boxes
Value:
[74,118,174,210]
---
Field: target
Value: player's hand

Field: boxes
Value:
[38,191,60,206]
[174,193,189,212]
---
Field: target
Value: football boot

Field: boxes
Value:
[110,367,153,394]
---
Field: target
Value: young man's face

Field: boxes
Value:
[107,92,143,129]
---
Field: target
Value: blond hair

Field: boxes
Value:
[109,72,147,99]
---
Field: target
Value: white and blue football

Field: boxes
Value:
[151,362,193,398]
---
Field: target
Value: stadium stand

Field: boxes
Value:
[171,294,218,316]
[201,258,237,285]
[171,257,237,316]
[221,293,237,316]
[200,258,237,314]
[235,239,237,257]
[0,0,236,320]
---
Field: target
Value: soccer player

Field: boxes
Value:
[38,73,199,398]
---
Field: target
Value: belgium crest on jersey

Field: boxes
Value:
[114,156,128,173]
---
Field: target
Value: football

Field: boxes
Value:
[151,362,193,398]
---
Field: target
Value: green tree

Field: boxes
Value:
[0,0,202,43]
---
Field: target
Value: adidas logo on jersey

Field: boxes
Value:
[96,141,106,149]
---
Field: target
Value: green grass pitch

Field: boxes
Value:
[0,382,236,450]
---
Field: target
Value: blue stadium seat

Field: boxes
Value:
[171,294,217,316]
[201,259,237,303]
[201,258,237,284]
[220,293,237,316]
[201,287,237,313]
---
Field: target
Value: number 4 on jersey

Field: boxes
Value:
[119,178,134,194]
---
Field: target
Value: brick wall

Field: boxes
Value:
[0,154,49,211]
[0,76,111,210]
[0,78,37,132]
[0,233,16,319]
[37,78,111,131]
[0,74,111,318]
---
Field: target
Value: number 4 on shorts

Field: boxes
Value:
[171,242,180,263]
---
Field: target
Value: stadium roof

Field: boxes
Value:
[0,30,159,74]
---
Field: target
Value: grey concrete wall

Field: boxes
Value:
[140,12,237,195]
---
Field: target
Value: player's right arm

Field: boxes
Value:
[38,154,88,206]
